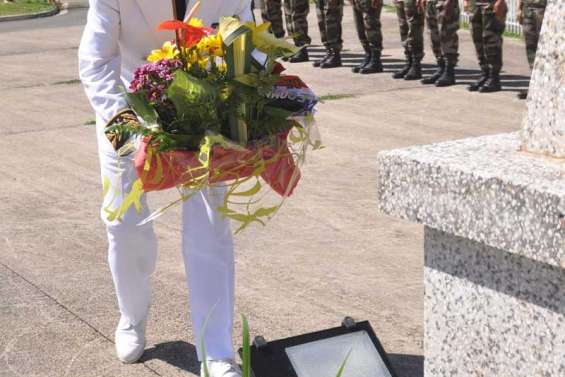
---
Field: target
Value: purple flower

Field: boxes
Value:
[129,59,183,103]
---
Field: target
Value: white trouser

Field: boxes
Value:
[96,121,235,361]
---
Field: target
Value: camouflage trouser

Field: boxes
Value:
[261,0,285,37]
[469,0,506,71]
[283,0,312,46]
[522,3,546,69]
[394,0,425,60]
[316,0,344,51]
[352,0,383,53]
[426,0,460,64]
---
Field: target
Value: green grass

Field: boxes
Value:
[0,0,56,17]
[319,93,356,101]
[384,4,397,13]
[53,79,82,85]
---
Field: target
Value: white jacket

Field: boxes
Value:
[78,0,253,123]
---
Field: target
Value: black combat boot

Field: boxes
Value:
[392,57,412,79]
[289,47,309,63]
[359,49,383,74]
[435,62,456,87]
[313,51,331,67]
[479,68,501,93]
[404,57,422,80]
[352,48,371,73]
[467,66,489,92]
[517,89,528,100]
[421,59,444,84]
[320,50,342,68]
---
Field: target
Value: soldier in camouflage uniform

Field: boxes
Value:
[517,0,546,99]
[421,0,460,86]
[261,0,286,38]
[393,0,426,80]
[314,0,344,69]
[350,0,384,74]
[465,0,508,93]
[284,0,312,62]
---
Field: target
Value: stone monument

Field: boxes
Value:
[377,1,565,375]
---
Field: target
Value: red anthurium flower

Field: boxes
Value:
[157,20,190,32]
[184,26,208,48]
[157,20,214,48]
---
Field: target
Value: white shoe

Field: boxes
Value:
[115,316,146,364]
[201,359,242,377]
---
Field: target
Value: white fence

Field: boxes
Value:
[382,0,523,36]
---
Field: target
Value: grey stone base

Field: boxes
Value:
[424,227,565,377]
[377,132,565,268]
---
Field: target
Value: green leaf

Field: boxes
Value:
[335,349,352,377]
[167,70,218,117]
[241,314,251,377]
[126,92,159,127]
[198,302,220,377]
[252,205,280,218]
[263,106,294,120]
[222,24,252,46]
[232,180,262,197]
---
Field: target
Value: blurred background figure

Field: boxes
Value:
[516,0,546,99]
[284,0,312,62]
[314,0,344,69]
[350,0,384,74]
[260,0,286,38]
[392,0,426,80]
[465,0,507,93]
[421,0,460,86]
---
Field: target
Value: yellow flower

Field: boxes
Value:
[147,41,179,62]
[217,62,227,74]
[197,34,224,57]
[244,21,299,58]
[183,48,209,70]
[188,18,204,28]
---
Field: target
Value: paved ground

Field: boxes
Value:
[0,5,529,377]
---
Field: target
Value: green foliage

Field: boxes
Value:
[241,315,251,377]
[53,79,82,86]
[0,0,55,16]
[127,92,159,127]
[166,70,222,135]
[319,93,357,101]
[195,308,352,377]
[335,349,353,377]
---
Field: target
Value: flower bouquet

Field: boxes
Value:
[104,3,321,232]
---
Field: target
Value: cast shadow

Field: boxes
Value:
[383,61,437,72]
[388,353,425,377]
[139,341,425,377]
[307,46,399,67]
[140,341,200,374]
[426,228,565,315]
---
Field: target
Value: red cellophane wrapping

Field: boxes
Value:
[134,132,301,197]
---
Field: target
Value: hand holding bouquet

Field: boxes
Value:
[104,4,321,233]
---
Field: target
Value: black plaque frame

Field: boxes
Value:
[241,320,398,377]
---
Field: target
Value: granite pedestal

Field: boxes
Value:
[378,134,565,376]
[377,1,565,375]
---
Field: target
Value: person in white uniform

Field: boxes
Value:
[78,1,253,376]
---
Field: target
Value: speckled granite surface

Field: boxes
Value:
[521,0,565,157]
[424,227,565,377]
[377,132,565,268]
